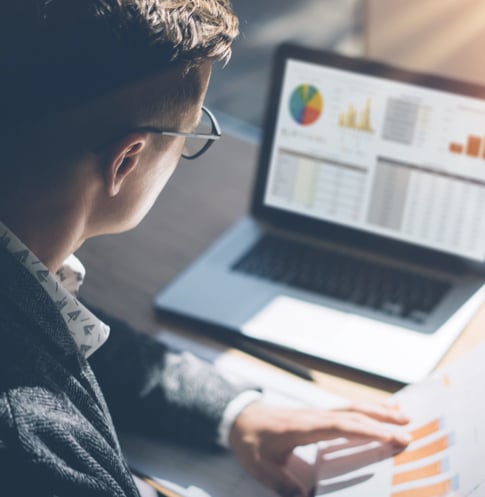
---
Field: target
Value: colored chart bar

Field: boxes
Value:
[391,475,459,497]
[448,135,485,158]
[466,135,482,157]
[449,143,464,154]
[394,434,453,466]
[410,418,443,442]
[442,375,451,388]
[392,459,447,485]
[338,97,373,133]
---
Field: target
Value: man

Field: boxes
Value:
[0,2,410,496]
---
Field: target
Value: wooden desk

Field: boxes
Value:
[77,133,485,405]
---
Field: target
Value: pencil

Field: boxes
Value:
[237,340,314,381]
[130,466,186,497]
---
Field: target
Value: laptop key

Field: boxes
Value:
[382,302,404,316]
[408,310,429,324]
[232,235,451,322]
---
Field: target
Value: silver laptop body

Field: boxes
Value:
[154,44,485,383]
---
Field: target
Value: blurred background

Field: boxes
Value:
[206,0,364,131]
[206,0,485,137]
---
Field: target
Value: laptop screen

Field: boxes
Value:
[264,58,485,262]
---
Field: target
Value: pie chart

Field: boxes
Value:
[289,84,324,126]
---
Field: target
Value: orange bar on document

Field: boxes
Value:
[410,418,443,442]
[392,459,445,485]
[391,476,459,497]
[394,434,453,466]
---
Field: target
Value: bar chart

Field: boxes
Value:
[390,417,459,497]
[449,134,485,159]
[392,459,449,486]
[391,476,459,497]
[393,435,452,466]
[338,97,373,132]
[310,341,485,497]
[315,409,463,496]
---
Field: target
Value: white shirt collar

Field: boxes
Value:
[0,222,110,358]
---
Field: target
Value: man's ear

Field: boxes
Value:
[103,133,148,197]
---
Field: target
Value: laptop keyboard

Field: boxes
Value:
[232,235,451,323]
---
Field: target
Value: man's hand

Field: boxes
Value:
[229,401,411,497]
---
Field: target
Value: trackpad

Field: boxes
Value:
[242,296,347,349]
[241,296,432,381]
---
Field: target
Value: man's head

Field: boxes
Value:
[0,1,238,249]
[1,0,238,134]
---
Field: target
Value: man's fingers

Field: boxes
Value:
[319,415,412,446]
[256,460,308,497]
[229,401,411,497]
[337,403,410,425]
[280,411,411,448]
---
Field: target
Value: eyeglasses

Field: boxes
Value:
[134,106,222,160]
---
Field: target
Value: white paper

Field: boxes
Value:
[313,342,485,497]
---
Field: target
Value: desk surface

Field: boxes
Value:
[77,133,485,404]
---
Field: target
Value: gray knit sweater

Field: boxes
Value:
[0,244,245,496]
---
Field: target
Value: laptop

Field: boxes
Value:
[154,43,485,383]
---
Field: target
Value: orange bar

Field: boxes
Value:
[449,143,464,154]
[392,460,443,485]
[394,435,452,466]
[391,476,459,497]
[443,375,451,388]
[410,419,443,442]
[466,135,481,157]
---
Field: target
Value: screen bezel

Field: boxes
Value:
[251,43,485,274]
